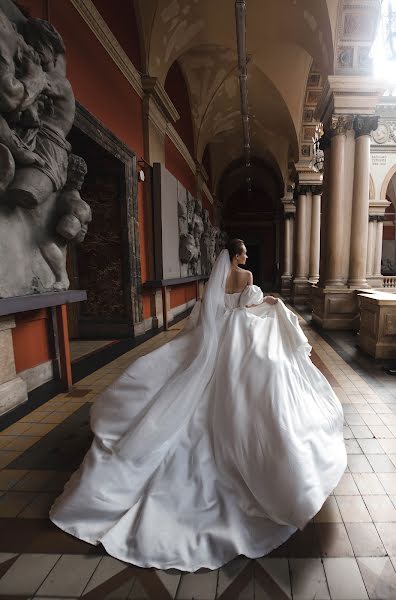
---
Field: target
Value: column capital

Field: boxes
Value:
[330,115,353,137]
[296,184,310,196]
[353,115,379,138]
[284,212,295,220]
[369,215,378,222]
[311,185,322,196]
[377,215,385,223]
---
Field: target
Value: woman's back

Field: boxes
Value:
[225,267,252,293]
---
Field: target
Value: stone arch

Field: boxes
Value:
[369,173,375,200]
[381,164,396,200]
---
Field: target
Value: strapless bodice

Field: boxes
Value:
[224,285,264,310]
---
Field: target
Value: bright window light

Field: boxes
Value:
[372,0,396,91]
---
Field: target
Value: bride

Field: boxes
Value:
[50,238,347,572]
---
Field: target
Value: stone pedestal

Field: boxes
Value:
[0,316,27,416]
[312,286,360,330]
[358,291,396,358]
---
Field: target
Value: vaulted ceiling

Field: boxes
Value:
[135,0,380,197]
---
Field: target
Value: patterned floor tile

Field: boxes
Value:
[0,553,60,595]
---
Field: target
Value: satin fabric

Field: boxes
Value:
[50,284,347,572]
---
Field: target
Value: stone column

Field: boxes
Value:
[348,116,379,288]
[309,187,321,283]
[283,214,294,277]
[294,185,309,279]
[292,185,312,305]
[325,117,351,287]
[281,195,295,298]
[0,317,27,416]
[366,216,376,277]
[374,216,384,278]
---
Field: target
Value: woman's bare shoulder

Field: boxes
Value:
[245,270,253,285]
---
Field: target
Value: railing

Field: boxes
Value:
[383,276,396,288]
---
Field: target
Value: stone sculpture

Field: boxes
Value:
[0,8,90,298]
[177,187,226,276]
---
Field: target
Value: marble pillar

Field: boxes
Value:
[348,116,378,288]
[0,316,28,416]
[294,187,309,279]
[325,117,351,287]
[366,216,376,278]
[292,186,311,305]
[283,214,293,277]
[374,216,384,278]
[309,187,321,283]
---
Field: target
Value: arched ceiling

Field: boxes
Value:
[135,0,337,192]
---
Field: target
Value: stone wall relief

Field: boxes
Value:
[0,9,91,297]
[178,189,225,277]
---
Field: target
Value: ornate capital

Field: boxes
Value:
[369,215,378,222]
[330,115,353,136]
[284,212,295,221]
[311,185,322,196]
[353,115,379,138]
[377,215,385,223]
[296,184,310,196]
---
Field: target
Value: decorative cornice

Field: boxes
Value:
[369,199,391,217]
[315,75,386,125]
[195,161,209,183]
[166,123,196,175]
[353,115,379,137]
[202,182,214,205]
[69,0,143,98]
[143,96,168,136]
[141,76,180,124]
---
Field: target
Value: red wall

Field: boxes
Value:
[91,0,142,70]
[170,283,197,309]
[12,310,52,373]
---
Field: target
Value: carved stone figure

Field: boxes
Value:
[179,232,199,274]
[0,7,89,298]
[8,17,75,208]
[177,192,188,236]
[39,155,91,291]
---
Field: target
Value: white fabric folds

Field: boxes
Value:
[50,250,347,572]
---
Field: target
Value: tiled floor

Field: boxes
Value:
[70,340,117,363]
[1,310,396,598]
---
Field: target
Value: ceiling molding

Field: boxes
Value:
[166,123,196,175]
[202,182,214,205]
[69,0,144,98]
[141,76,180,124]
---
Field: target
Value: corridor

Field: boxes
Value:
[0,308,395,600]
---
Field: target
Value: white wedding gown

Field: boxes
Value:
[50,250,347,572]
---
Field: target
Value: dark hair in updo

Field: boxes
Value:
[227,238,245,260]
